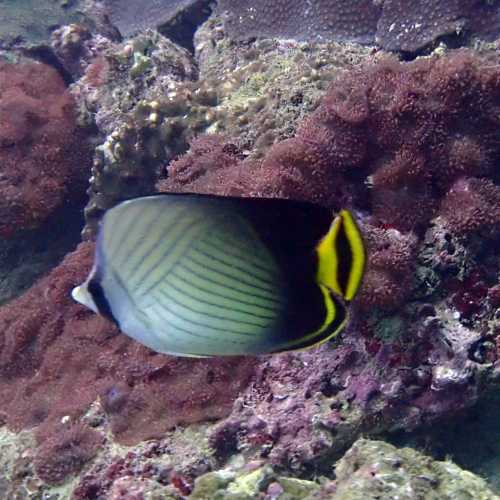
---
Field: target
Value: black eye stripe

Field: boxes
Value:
[87,278,119,326]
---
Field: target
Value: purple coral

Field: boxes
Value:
[219,0,500,52]
[219,0,380,44]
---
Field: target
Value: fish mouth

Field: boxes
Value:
[71,283,98,314]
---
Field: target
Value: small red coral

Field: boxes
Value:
[159,134,243,195]
[34,424,103,485]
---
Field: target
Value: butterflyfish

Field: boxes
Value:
[72,194,365,357]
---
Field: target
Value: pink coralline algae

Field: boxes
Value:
[440,177,500,237]
[0,62,91,238]
[219,0,500,52]
[0,242,255,472]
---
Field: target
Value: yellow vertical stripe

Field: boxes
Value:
[315,210,365,302]
[316,214,342,297]
[339,210,365,301]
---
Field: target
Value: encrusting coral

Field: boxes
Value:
[219,0,500,52]
[188,438,499,499]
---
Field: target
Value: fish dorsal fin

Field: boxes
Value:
[316,209,365,301]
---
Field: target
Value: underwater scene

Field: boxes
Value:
[0,0,499,498]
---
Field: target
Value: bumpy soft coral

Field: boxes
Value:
[168,51,499,224]
[440,178,500,237]
[356,224,418,311]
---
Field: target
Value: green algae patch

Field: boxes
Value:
[277,476,321,497]
[190,465,321,499]
[333,439,499,500]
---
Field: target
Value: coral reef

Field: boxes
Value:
[63,29,199,237]
[332,438,498,499]
[219,0,500,52]
[73,425,215,498]
[1,5,499,497]
[51,23,115,83]
[0,428,46,498]
[34,424,103,485]
[189,438,498,499]
[195,17,375,158]
[0,61,92,239]
[390,391,500,492]
[0,242,255,451]
[162,50,500,233]
[219,0,381,44]
[69,29,198,135]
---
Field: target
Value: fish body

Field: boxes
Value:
[72,194,365,357]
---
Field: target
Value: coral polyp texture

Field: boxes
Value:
[219,0,381,44]
[164,50,499,237]
[219,0,500,51]
[34,424,104,485]
[0,62,91,239]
